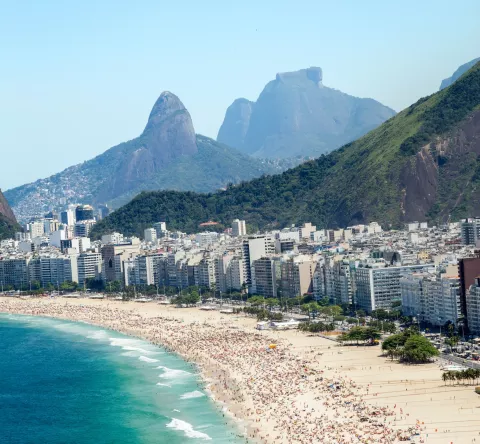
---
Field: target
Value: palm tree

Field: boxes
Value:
[442,372,449,385]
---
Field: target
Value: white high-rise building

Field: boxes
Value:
[144,228,157,244]
[242,235,275,286]
[29,221,45,239]
[232,219,247,237]
[101,232,124,245]
[77,252,102,286]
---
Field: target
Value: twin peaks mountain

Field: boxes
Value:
[0,190,19,240]
[217,67,396,158]
[92,61,480,237]
[5,92,289,220]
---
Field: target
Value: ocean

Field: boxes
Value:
[0,313,243,444]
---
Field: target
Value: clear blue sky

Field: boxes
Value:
[1,0,479,190]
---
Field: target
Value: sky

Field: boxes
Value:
[1,0,479,190]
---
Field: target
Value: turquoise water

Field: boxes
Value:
[0,314,243,444]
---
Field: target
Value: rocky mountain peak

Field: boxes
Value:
[144,91,190,133]
[216,98,254,150]
[218,66,395,158]
[275,66,323,86]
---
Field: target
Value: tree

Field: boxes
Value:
[248,296,264,307]
[401,335,439,363]
[265,298,279,311]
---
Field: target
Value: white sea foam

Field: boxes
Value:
[157,366,192,379]
[138,356,159,363]
[180,391,205,400]
[87,330,109,340]
[166,418,212,440]
[109,338,159,355]
[156,383,171,387]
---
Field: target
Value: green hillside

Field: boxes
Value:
[0,214,19,240]
[91,62,480,237]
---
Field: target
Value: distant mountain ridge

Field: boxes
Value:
[217,67,396,158]
[5,92,291,221]
[92,62,480,237]
[440,57,480,90]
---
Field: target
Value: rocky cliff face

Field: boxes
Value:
[216,98,254,150]
[440,57,480,90]
[0,190,19,240]
[217,67,396,158]
[0,190,17,223]
[401,108,480,221]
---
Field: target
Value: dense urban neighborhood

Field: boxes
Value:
[4,204,480,344]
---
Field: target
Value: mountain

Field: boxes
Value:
[91,62,480,238]
[0,190,19,240]
[217,67,396,158]
[5,92,291,222]
[216,98,254,150]
[440,57,480,90]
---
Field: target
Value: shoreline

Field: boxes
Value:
[0,311,248,442]
[2,297,480,443]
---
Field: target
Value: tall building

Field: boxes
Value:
[102,241,140,283]
[75,205,95,222]
[280,256,315,298]
[154,222,167,238]
[355,263,435,312]
[251,257,281,298]
[458,256,480,322]
[0,257,30,289]
[467,278,480,335]
[242,235,275,286]
[232,219,247,237]
[39,256,78,287]
[225,258,247,292]
[461,218,480,245]
[29,221,45,239]
[60,209,75,226]
[144,228,157,244]
[74,220,96,238]
[195,232,218,247]
[77,253,102,286]
[134,256,156,286]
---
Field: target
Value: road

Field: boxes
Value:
[441,353,480,370]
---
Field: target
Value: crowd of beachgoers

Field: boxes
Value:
[0,298,430,443]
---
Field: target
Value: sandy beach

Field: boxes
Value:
[1,297,480,443]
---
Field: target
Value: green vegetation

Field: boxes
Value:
[0,214,19,240]
[382,328,439,363]
[298,321,335,333]
[338,326,382,345]
[243,306,283,321]
[91,63,480,237]
[442,369,480,386]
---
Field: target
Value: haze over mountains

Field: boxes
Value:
[439,57,480,90]
[217,67,396,158]
[5,92,291,221]
[92,61,480,237]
